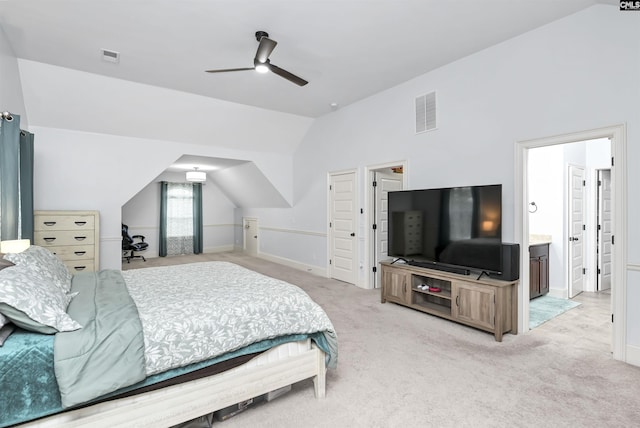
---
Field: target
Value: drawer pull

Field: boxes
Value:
[73,266,86,271]
[43,237,56,242]
[74,251,87,256]
[74,236,87,241]
[74,221,87,226]
[43,221,57,226]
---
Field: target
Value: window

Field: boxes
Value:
[165,182,194,256]
[160,181,203,257]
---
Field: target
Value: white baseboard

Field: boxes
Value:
[257,252,327,278]
[625,344,640,368]
[547,289,567,299]
[204,245,235,254]
[125,247,327,278]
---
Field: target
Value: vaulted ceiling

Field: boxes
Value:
[1,1,617,209]
[0,0,614,118]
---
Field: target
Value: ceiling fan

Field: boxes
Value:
[205,31,308,87]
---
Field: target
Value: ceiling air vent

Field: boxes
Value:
[101,49,120,63]
[415,91,436,134]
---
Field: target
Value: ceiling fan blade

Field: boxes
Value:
[205,67,254,73]
[269,64,308,86]
[255,37,277,64]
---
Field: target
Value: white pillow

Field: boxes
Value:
[0,265,81,334]
[4,245,72,293]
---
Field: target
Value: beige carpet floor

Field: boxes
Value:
[123,253,640,427]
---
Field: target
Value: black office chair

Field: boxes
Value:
[122,223,149,263]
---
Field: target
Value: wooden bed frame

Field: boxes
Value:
[18,340,327,427]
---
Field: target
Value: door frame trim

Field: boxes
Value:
[516,123,627,362]
[364,160,408,289]
[327,169,359,286]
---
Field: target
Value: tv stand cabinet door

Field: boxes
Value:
[381,265,410,305]
[452,282,496,334]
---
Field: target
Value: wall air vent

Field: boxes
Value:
[415,91,436,134]
[101,49,120,63]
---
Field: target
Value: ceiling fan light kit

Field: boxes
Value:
[254,60,269,74]
[205,31,308,86]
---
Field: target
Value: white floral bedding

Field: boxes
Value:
[122,261,337,375]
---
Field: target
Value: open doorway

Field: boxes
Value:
[366,161,407,289]
[528,139,610,301]
[517,124,627,362]
[527,139,611,344]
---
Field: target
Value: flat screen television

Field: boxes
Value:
[387,184,502,275]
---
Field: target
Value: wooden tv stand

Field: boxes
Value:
[380,261,518,341]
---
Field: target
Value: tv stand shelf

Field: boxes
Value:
[380,261,518,341]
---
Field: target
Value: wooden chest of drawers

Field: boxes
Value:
[34,210,100,273]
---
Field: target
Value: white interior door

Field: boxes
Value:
[568,165,585,298]
[373,170,403,288]
[329,171,357,285]
[597,169,612,291]
[243,217,258,256]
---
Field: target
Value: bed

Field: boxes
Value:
[0,247,337,428]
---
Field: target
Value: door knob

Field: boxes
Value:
[569,236,579,242]
[350,233,355,237]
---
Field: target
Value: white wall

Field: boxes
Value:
[247,6,640,348]
[11,5,640,354]
[528,145,564,292]
[0,25,27,126]
[247,5,638,281]
[17,60,313,153]
[211,163,291,209]
[18,60,313,207]
[30,126,295,269]
[122,171,237,259]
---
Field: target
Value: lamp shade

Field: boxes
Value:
[0,239,31,254]
[186,170,206,182]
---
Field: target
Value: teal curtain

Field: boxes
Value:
[0,114,34,242]
[193,182,203,254]
[19,130,34,241]
[159,181,168,257]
